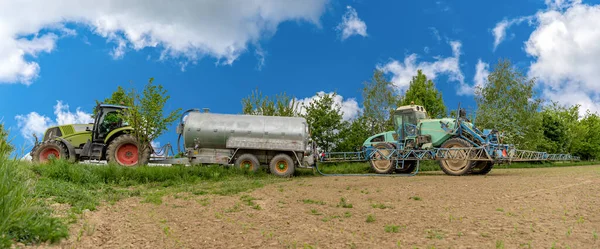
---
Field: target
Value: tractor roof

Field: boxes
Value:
[396,104,427,113]
[99,104,129,109]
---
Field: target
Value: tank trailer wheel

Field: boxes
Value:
[470,161,494,175]
[270,153,295,177]
[369,143,395,174]
[235,154,260,172]
[395,160,417,174]
[106,134,150,166]
[438,138,475,176]
[32,140,69,163]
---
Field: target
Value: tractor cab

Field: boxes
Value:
[92,104,129,142]
[393,103,428,143]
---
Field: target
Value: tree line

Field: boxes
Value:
[242,59,600,160]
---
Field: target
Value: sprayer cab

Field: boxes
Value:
[393,104,428,142]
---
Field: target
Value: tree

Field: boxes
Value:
[398,70,447,118]
[93,86,133,117]
[242,88,300,116]
[537,102,579,154]
[362,69,398,134]
[119,78,181,165]
[0,123,12,156]
[474,59,543,150]
[334,115,372,152]
[302,92,344,152]
[570,110,600,160]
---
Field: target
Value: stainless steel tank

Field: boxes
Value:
[182,111,310,150]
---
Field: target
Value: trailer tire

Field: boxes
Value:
[270,153,295,177]
[438,138,475,176]
[369,143,395,174]
[32,140,69,163]
[106,134,150,166]
[470,161,494,175]
[235,153,260,172]
[395,160,416,174]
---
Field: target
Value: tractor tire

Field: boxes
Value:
[235,153,260,172]
[395,160,416,174]
[438,138,475,176]
[369,143,395,174]
[31,140,69,163]
[269,153,295,177]
[106,134,150,166]
[470,161,494,175]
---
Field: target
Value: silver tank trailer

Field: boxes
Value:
[181,111,310,152]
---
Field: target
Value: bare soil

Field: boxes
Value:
[36,165,600,248]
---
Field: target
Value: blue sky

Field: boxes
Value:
[2,0,600,154]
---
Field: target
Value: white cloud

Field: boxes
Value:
[296,92,361,121]
[473,59,490,92]
[0,0,329,85]
[15,101,93,143]
[336,6,368,40]
[378,41,471,95]
[492,16,533,50]
[524,1,600,116]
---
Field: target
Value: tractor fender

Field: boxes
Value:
[56,137,77,163]
[104,127,133,144]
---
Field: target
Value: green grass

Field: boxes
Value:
[337,197,353,208]
[366,214,376,223]
[301,199,326,205]
[0,147,68,247]
[385,225,400,233]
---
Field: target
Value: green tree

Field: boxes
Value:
[242,88,300,116]
[334,115,372,152]
[93,86,133,117]
[570,110,600,160]
[120,78,181,165]
[537,102,579,154]
[398,70,447,118]
[0,123,12,156]
[302,92,344,152]
[474,59,543,150]
[362,69,398,134]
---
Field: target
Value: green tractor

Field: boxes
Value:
[30,104,151,166]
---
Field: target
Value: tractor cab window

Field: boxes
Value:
[98,111,124,138]
[370,135,384,143]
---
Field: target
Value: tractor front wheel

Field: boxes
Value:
[32,140,69,163]
[369,143,395,174]
[438,138,475,176]
[106,134,150,166]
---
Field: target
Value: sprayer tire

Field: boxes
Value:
[395,160,416,174]
[369,143,395,174]
[269,153,295,177]
[438,138,475,176]
[235,153,260,172]
[470,161,494,175]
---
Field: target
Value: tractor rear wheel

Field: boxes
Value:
[438,138,475,176]
[106,134,150,166]
[395,160,416,174]
[369,143,395,174]
[32,140,68,163]
[235,153,260,172]
[470,161,494,175]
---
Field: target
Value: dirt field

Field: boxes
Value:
[39,165,600,249]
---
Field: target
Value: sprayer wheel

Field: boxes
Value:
[470,161,494,175]
[395,160,416,174]
[369,143,395,174]
[235,153,260,172]
[438,138,475,176]
[269,153,295,177]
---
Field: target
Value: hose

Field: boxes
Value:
[176,108,200,154]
